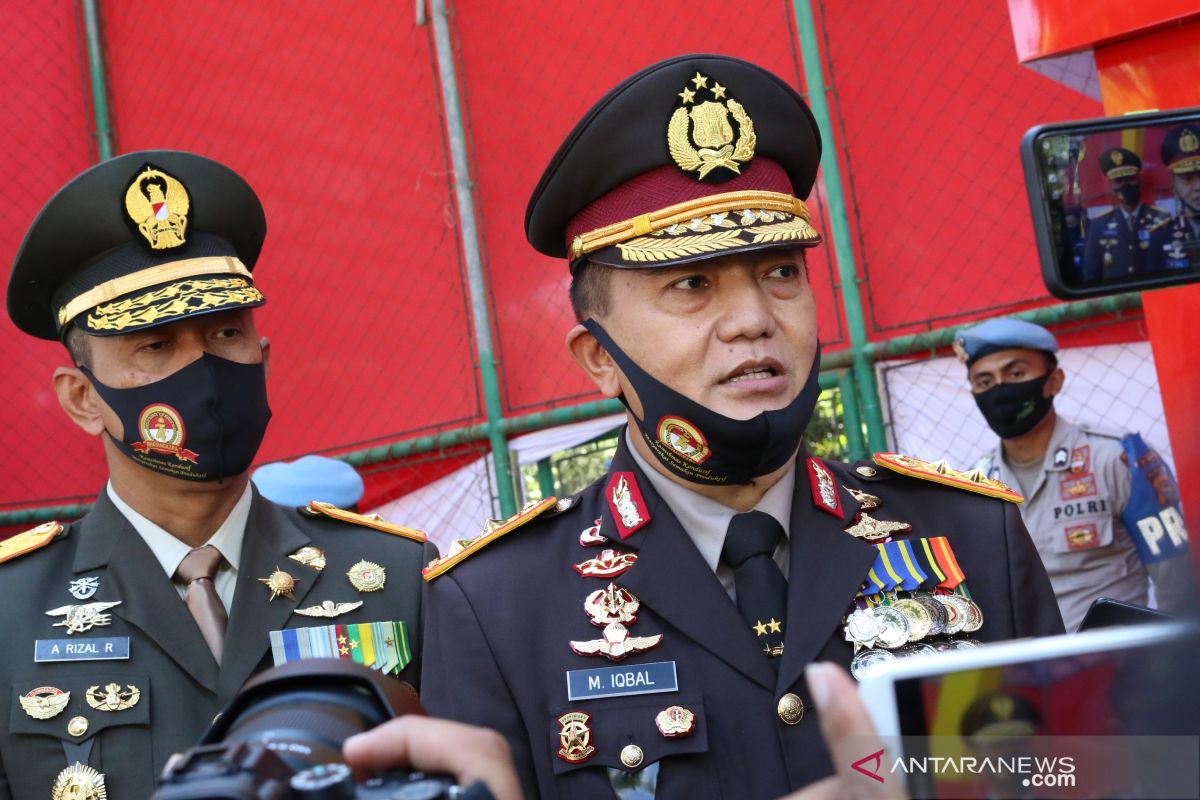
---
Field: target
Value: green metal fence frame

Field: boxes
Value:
[0,4,1150,528]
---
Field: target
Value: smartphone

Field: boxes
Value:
[1021,107,1200,299]
[857,623,1198,798]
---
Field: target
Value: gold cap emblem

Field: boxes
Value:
[668,72,756,180]
[124,164,190,250]
[1111,150,1124,165]
[1181,129,1199,154]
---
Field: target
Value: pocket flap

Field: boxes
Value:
[550,694,708,774]
[10,673,149,741]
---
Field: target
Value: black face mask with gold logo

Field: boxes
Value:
[80,353,271,482]
[584,319,819,486]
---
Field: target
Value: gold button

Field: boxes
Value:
[777,693,805,725]
[620,743,644,769]
[67,715,88,737]
[856,466,877,478]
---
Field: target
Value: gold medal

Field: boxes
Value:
[258,568,298,601]
[294,600,364,618]
[52,763,106,800]
[655,706,696,737]
[347,560,386,592]
[288,546,326,571]
[19,687,70,720]
[937,594,970,635]
[85,683,140,712]
[873,606,910,649]
[45,601,121,635]
[962,598,984,633]
[892,598,933,641]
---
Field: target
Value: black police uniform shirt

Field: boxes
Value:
[420,435,1065,800]
[1148,215,1200,272]
[1081,204,1171,280]
[0,486,434,800]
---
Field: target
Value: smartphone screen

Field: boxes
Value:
[891,631,1199,798]
[1022,108,1200,299]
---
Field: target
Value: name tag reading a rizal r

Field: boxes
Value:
[567,661,678,701]
[36,637,130,662]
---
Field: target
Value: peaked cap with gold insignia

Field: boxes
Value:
[526,54,823,271]
[8,150,266,340]
[1098,147,1141,180]
[1162,124,1200,175]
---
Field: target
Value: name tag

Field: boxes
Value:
[567,660,678,701]
[35,637,130,662]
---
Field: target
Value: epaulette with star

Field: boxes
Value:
[0,521,66,565]
[872,452,1023,504]
[422,497,559,581]
[302,501,427,543]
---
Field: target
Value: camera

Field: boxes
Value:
[153,659,464,800]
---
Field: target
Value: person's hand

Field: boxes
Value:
[344,716,523,800]
[778,662,908,800]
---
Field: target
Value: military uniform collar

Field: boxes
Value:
[623,428,795,573]
[105,480,252,577]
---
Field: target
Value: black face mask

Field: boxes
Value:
[583,319,820,486]
[973,374,1054,439]
[1114,184,1141,208]
[81,353,272,482]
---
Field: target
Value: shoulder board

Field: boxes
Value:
[304,501,426,543]
[873,452,1023,504]
[423,497,558,582]
[0,522,66,565]
[1147,217,1173,233]
[1076,423,1123,441]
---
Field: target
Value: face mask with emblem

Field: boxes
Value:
[972,373,1054,439]
[80,353,271,482]
[584,318,819,486]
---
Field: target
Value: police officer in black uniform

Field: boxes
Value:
[1149,125,1200,272]
[1081,147,1170,281]
[418,55,1063,799]
[0,152,435,800]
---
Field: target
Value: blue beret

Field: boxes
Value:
[252,455,364,508]
[953,319,1059,366]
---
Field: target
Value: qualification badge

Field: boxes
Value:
[294,600,364,618]
[655,706,696,738]
[583,583,640,626]
[288,546,326,571]
[68,576,100,600]
[570,621,663,661]
[259,568,299,601]
[573,549,638,579]
[556,711,596,763]
[347,560,386,592]
[579,518,608,547]
[85,683,140,712]
[45,601,121,634]
[19,687,70,720]
[53,763,106,800]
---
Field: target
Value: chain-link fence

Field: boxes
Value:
[0,1,1172,545]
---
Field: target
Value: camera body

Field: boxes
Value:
[153,659,458,800]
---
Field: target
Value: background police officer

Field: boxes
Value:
[418,54,1063,799]
[957,317,1195,631]
[1081,147,1169,281]
[1149,125,1200,271]
[0,152,434,799]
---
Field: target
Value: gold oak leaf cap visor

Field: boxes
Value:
[524,54,823,271]
[8,150,267,341]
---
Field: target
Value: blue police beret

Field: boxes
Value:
[953,318,1059,366]
[252,455,364,508]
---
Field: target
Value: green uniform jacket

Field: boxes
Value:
[0,488,434,800]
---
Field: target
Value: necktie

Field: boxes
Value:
[175,545,227,664]
[722,511,788,664]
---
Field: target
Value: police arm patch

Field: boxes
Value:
[304,501,426,543]
[423,497,558,581]
[0,522,65,564]
[872,453,1023,504]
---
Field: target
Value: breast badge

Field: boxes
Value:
[573,549,638,579]
[570,621,663,661]
[19,687,70,720]
[346,560,386,592]
[85,683,140,712]
[45,601,121,634]
[52,763,106,800]
[288,546,327,571]
[583,583,641,626]
[258,568,299,601]
[655,705,696,738]
[294,600,364,618]
[556,711,596,763]
[579,518,608,547]
[68,576,100,600]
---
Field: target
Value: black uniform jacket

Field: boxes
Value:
[0,487,434,800]
[421,437,1064,799]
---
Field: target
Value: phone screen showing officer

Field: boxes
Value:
[1022,107,1200,300]
[891,630,1199,799]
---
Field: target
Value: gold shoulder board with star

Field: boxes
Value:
[423,497,558,582]
[0,522,65,565]
[304,501,427,543]
[872,452,1023,504]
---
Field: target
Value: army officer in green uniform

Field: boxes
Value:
[0,152,435,800]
